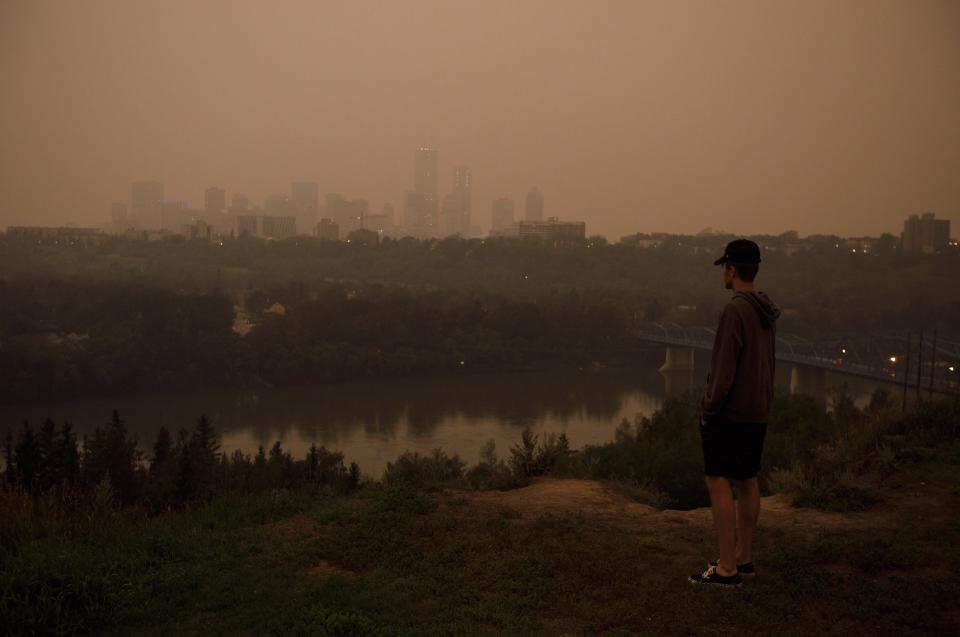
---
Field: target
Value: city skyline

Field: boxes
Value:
[1,1,958,238]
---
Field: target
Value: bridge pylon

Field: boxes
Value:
[659,346,695,373]
[789,365,827,409]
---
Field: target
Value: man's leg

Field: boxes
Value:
[704,475,737,576]
[733,477,760,564]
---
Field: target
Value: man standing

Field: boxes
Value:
[690,239,780,587]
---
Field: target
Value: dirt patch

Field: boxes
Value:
[266,514,327,542]
[308,560,355,578]
[447,477,870,532]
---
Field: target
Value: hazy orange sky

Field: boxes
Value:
[1,0,958,238]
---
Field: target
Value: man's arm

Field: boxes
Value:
[701,304,743,418]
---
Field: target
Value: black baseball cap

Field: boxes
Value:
[713,239,761,266]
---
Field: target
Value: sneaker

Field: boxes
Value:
[689,564,742,587]
[708,560,755,576]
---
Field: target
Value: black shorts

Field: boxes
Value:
[700,417,767,480]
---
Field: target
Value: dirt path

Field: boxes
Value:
[449,477,875,533]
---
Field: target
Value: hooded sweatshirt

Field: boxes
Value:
[701,290,781,424]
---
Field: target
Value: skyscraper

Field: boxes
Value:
[160,200,187,232]
[230,193,251,211]
[291,181,320,234]
[403,191,431,238]
[452,165,472,214]
[131,181,164,229]
[525,186,544,222]
[413,147,439,236]
[445,165,472,237]
[325,193,368,234]
[263,193,291,215]
[205,186,226,213]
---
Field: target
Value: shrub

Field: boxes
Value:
[382,450,465,490]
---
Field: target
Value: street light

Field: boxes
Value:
[889,356,897,363]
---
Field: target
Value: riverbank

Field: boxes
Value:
[3,448,958,636]
[3,393,959,635]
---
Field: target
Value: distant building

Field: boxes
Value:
[181,219,212,241]
[403,191,434,238]
[360,204,395,238]
[131,181,164,228]
[843,237,876,254]
[204,186,226,213]
[160,200,188,232]
[263,193,291,215]
[412,147,439,236]
[518,217,586,242]
[260,216,296,239]
[237,215,259,238]
[442,193,467,237]
[317,218,339,241]
[524,187,544,222]
[325,193,368,235]
[6,226,105,247]
[291,182,319,233]
[236,215,296,239]
[445,165,472,237]
[490,197,515,234]
[902,213,951,254]
[347,228,379,246]
[230,193,251,211]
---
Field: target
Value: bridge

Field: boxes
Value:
[632,322,960,403]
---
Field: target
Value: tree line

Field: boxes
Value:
[2,411,360,511]
[2,234,957,402]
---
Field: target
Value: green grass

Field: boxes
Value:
[4,446,960,636]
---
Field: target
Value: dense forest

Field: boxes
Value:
[1,233,957,402]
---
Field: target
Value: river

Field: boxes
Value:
[0,364,891,478]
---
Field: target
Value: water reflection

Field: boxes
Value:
[0,369,665,476]
[0,362,895,477]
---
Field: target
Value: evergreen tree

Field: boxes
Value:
[84,411,141,504]
[151,427,172,474]
[58,422,80,486]
[3,428,15,486]
[173,428,193,503]
[37,418,58,492]
[188,415,221,499]
[14,421,40,492]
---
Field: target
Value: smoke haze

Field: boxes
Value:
[1,0,958,237]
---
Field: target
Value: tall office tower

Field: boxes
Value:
[205,187,226,213]
[403,191,431,238]
[491,197,515,234]
[447,165,472,237]
[131,181,164,228]
[363,203,395,238]
[263,193,290,215]
[414,147,439,236]
[325,193,347,225]
[441,194,461,237]
[160,200,188,232]
[381,204,396,232]
[291,181,320,234]
[230,193,251,211]
[452,165,472,214]
[525,186,544,222]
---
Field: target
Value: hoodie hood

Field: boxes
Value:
[733,291,781,328]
